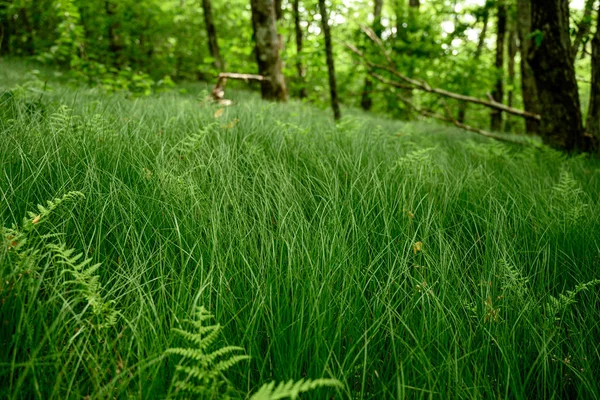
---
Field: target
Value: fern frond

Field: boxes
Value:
[22,191,84,230]
[250,378,342,400]
[172,325,220,347]
[211,354,252,374]
[202,346,246,365]
[546,279,600,322]
[166,347,207,362]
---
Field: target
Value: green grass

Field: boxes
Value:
[1,59,600,399]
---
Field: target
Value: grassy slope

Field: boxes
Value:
[1,59,600,399]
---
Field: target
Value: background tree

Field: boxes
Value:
[529,0,589,151]
[250,0,287,101]
[360,0,383,111]
[457,2,490,123]
[586,5,600,145]
[292,0,307,99]
[318,0,341,120]
[490,1,506,132]
[517,0,540,134]
[202,0,223,70]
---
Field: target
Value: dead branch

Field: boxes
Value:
[346,38,542,121]
[396,93,526,144]
[212,72,269,104]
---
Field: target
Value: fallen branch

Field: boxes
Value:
[346,34,541,121]
[396,93,527,144]
[212,72,269,104]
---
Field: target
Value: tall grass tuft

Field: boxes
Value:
[1,60,600,398]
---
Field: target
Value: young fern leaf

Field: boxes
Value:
[546,279,600,322]
[23,191,85,231]
[166,306,343,399]
[166,306,250,398]
[250,378,343,400]
[47,242,117,330]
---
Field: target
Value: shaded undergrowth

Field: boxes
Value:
[1,64,600,399]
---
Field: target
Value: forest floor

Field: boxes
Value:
[2,59,600,399]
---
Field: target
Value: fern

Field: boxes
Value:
[173,123,217,155]
[498,258,529,301]
[22,191,84,231]
[166,306,343,399]
[250,378,343,400]
[552,170,588,224]
[546,279,600,323]
[397,147,436,168]
[47,242,118,330]
[166,306,250,398]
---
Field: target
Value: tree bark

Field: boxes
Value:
[490,3,507,132]
[250,0,288,102]
[530,0,589,151]
[201,0,223,70]
[360,0,383,111]
[586,6,600,147]
[292,0,307,99]
[517,0,540,134]
[318,0,341,120]
[457,6,489,123]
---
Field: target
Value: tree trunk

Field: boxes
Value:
[292,0,307,99]
[571,0,595,62]
[490,3,506,132]
[250,0,288,102]
[409,0,420,9]
[201,0,223,70]
[318,0,341,120]
[360,0,383,111]
[0,4,11,55]
[274,0,283,20]
[105,0,124,66]
[517,0,540,134]
[530,0,589,151]
[506,19,518,131]
[457,6,489,123]
[586,7,600,148]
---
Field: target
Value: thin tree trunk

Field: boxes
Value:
[490,3,507,132]
[0,4,11,55]
[571,0,595,62]
[517,0,540,134]
[250,0,288,102]
[530,0,589,151]
[361,0,383,111]
[201,0,223,70]
[292,0,307,98]
[401,0,420,119]
[506,19,518,131]
[586,6,600,148]
[318,0,341,120]
[457,6,489,123]
[275,0,283,20]
[105,0,124,66]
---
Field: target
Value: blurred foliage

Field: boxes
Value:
[0,0,595,128]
